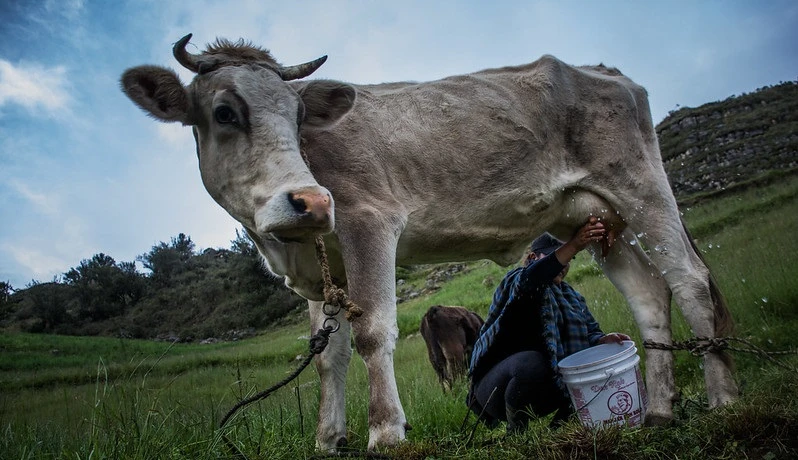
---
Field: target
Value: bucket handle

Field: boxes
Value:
[575,369,616,413]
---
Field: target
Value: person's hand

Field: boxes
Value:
[571,216,606,251]
[598,332,632,344]
[555,217,606,264]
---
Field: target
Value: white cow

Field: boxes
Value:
[121,34,738,450]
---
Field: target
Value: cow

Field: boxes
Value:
[120,33,738,451]
[419,305,484,391]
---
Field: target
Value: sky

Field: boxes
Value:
[1,0,796,289]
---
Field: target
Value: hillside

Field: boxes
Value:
[0,235,306,341]
[656,80,798,203]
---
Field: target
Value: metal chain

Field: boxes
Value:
[644,336,797,371]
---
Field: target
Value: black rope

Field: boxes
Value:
[644,336,797,371]
[464,386,497,445]
[218,151,377,456]
[309,450,393,459]
[219,327,332,457]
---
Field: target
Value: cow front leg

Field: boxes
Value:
[310,299,352,451]
[337,223,408,450]
[355,313,407,449]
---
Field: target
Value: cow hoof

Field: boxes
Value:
[368,423,407,450]
[316,435,347,453]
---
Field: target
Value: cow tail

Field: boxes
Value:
[681,217,736,369]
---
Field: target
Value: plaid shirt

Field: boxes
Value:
[468,253,605,395]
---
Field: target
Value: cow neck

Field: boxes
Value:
[299,146,362,323]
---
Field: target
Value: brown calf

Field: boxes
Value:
[420,305,484,391]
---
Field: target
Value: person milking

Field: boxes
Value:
[467,217,631,431]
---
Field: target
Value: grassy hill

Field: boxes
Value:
[657,80,798,204]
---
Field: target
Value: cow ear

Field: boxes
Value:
[297,80,356,128]
[120,65,192,124]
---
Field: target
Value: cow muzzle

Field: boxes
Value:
[255,186,335,240]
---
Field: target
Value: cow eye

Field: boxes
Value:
[214,106,237,124]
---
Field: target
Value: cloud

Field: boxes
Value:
[157,123,193,149]
[1,243,70,283]
[0,59,71,115]
[44,0,85,20]
[7,179,60,216]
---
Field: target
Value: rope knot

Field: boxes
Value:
[687,336,729,356]
[345,303,364,321]
[309,328,331,355]
[314,235,363,322]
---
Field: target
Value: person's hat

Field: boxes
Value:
[529,233,563,256]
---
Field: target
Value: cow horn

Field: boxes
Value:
[173,33,200,73]
[279,55,328,81]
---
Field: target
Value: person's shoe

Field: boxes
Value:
[506,405,531,434]
[549,404,574,429]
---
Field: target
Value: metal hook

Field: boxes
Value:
[322,302,341,317]
[323,317,340,334]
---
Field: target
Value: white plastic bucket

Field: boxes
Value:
[558,340,647,428]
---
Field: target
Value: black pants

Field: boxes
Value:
[472,350,571,431]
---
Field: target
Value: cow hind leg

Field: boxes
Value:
[643,221,738,408]
[591,229,677,425]
[552,190,680,423]
[441,338,466,389]
[607,190,738,411]
[420,317,451,390]
[310,300,352,452]
[430,340,451,390]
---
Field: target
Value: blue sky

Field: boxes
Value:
[1,0,796,289]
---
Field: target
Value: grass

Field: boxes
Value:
[2,176,798,459]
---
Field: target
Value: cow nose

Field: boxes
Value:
[254,185,334,237]
[287,189,332,223]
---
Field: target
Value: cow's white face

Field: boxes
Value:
[120,40,355,243]
[189,65,332,241]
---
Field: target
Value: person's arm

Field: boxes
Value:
[581,299,606,345]
[516,255,565,296]
[580,295,632,345]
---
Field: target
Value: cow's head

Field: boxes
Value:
[120,34,356,242]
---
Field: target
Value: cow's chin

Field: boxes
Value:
[268,226,332,244]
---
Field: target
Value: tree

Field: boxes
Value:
[231,228,258,257]
[64,253,144,321]
[229,228,269,285]
[171,233,195,261]
[26,281,70,331]
[0,281,12,304]
[138,233,196,285]
[0,281,14,320]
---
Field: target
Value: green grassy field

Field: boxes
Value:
[2,176,797,459]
